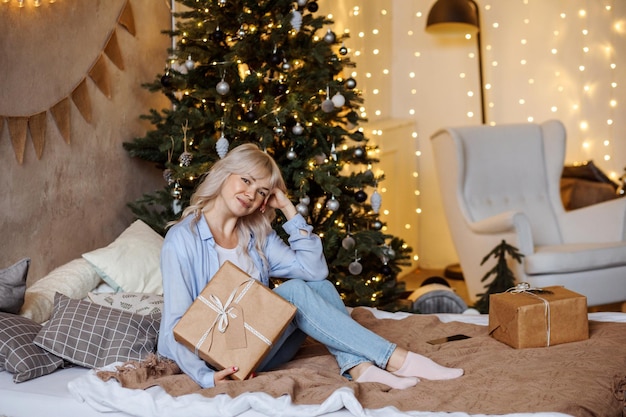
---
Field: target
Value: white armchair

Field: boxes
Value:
[430,120,626,307]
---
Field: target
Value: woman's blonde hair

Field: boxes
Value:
[174,143,287,267]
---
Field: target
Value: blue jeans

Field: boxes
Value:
[257,279,396,377]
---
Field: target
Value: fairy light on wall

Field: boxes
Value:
[2,0,56,6]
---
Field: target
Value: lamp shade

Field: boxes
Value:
[426,0,479,35]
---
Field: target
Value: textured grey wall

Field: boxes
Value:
[0,0,171,284]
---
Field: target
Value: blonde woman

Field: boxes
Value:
[158,143,463,389]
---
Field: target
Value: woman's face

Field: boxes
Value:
[220,172,271,217]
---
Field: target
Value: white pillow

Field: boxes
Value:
[88,292,163,315]
[82,220,164,295]
[20,258,101,324]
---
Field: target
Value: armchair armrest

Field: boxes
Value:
[560,197,626,242]
[468,211,534,254]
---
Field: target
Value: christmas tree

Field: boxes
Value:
[473,240,524,314]
[124,0,412,310]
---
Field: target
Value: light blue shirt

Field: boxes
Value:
[157,213,328,388]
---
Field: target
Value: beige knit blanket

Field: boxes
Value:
[98,308,626,417]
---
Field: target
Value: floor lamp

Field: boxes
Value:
[425,0,486,125]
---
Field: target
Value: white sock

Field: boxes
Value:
[356,365,419,390]
[392,352,463,380]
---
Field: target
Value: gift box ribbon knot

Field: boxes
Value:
[506,282,552,347]
[194,279,272,355]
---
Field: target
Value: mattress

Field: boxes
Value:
[2,310,624,417]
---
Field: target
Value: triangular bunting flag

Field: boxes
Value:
[29,112,47,160]
[71,79,93,124]
[50,98,71,144]
[7,117,29,164]
[89,55,112,99]
[118,0,136,36]
[104,30,124,70]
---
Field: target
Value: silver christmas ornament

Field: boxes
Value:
[286,148,297,160]
[342,235,355,250]
[326,196,340,211]
[371,189,382,213]
[372,220,383,230]
[297,0,307,6]
[171,182,182,199]
[353,147,364,158]
[323,29,336,44]
[339,44,348,55]
[290,9,302,32]
[300,195,311,205]
[216,80,230,95]
[184,55,195,70]
[314,153,327,164]
[348,260,363,275]
[274,125,285,136]
[216,133,229,158]
[331,92,345,108]
[321,98,335,113]
[296,203,309,216]
[345,77,357,89]
[163,168,174,185]
[282,60,292,71]
[292,122,304,135]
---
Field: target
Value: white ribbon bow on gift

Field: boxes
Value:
[506,282,552,347]
[193,279,271,355]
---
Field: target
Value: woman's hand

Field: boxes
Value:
[264,189,297,220]
[213,366,239,385]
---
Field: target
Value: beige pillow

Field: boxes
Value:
[82,220,164,295]
[88,292,163,315]
[20,258,101,324]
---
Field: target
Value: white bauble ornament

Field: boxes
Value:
[342,235,355,250]
[290,9,302,32]
[185,55,195,70]
[286,148,297,160]
[216,134,229,158]
[216,80,230,95]
[300,195,311,205]
[321,98,335,113]
[353,147,364,158]
[348,260,363,275]
[296,203,309,216]
[371,189,382,213]
[314,153,327,164]
[326,196,340,211]
[292,122,304,135]
[331,92,345,108]
[372,220,383,230]
[297,0,307,6]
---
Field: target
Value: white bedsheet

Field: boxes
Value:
[3,310,624,417]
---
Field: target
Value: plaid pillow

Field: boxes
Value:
[0,312,64,382]
[34,293,160,368]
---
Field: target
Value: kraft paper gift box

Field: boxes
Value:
[488,285,589,349]
[173,261,297,380]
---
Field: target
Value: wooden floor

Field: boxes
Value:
[399,267,626,313]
